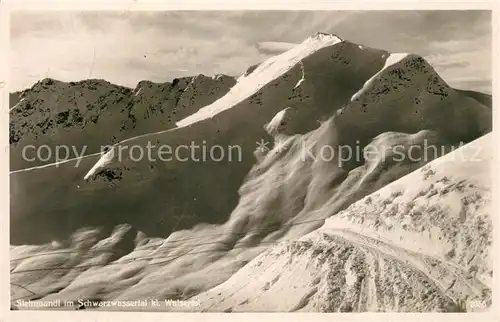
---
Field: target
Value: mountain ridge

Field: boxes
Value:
[9,73,237,170]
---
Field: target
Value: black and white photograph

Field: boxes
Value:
[4,6,495,315]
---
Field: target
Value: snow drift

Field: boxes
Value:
[192,134,493,312]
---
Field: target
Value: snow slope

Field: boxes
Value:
[192,133,493,312]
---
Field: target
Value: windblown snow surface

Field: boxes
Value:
[192,134,493,313]
[10,33,492,312]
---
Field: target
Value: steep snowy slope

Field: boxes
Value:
[192,133,493,312]
[10,34,492,309]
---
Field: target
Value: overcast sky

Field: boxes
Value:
[11,10,492,93]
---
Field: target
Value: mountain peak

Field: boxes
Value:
[177,32,343,128]
[306,32,344,43]
[33,77,64,89]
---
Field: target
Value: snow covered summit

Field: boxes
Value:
[175,33,343,128]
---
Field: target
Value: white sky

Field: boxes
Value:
[10,10,492,93]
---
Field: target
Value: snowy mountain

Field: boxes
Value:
[9,33,492,312]
[176,33,343,127]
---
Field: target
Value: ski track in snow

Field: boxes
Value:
[9,126,181,175]
[9,152,102,174]
[316,226,486,301]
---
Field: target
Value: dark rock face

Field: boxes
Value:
[9,75,236,170]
